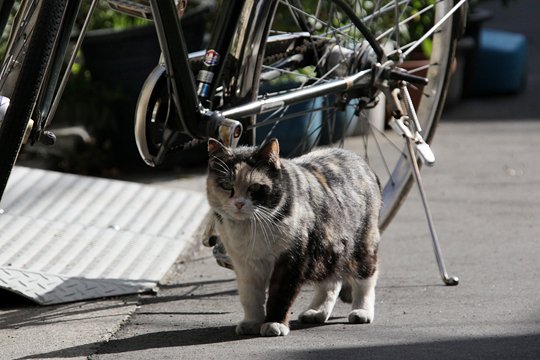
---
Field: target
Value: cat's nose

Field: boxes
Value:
[235,201,245,209]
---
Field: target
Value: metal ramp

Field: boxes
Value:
[0,166,209,305]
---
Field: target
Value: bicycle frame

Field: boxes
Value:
[146,0,380,157]
[149,0,385,135]
[0,0,465,286]
[136,0,364,164]
[5,0,406,161]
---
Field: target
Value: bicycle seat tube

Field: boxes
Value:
[150,0,262,141]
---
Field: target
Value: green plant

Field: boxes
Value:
[0,1,20,59]
[401,0,436,58]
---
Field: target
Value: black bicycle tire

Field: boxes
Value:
[242,0,463,231]
[0,0,67,202]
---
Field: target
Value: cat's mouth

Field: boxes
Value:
[223,207,252,221]
[231,211,251,221]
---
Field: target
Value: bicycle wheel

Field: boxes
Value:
[0,1,67,202]
[239,0,463,231]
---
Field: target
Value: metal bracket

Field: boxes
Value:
[387,84,436,167]
[216,114,242,148]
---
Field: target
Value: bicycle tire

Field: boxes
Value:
[0,1,67,202]
[235,0,463,231]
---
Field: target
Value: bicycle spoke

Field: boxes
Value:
[406,62,435,74]
[279,0,360,44]
[376,2,434,41]
[370,122,404,154]
[362,0,410,23]
[402,0,466,58]
[249,104,334,130]
[0,2,38,89]
[369,124,397,187]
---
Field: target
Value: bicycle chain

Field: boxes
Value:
[261,37,327,65]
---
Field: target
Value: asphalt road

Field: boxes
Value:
[2,119,538,360]
[92,120,540,360]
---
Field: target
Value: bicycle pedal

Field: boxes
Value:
[415,138,436,166]
[39,131,57,146]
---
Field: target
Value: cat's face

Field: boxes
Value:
[206,139,281,221]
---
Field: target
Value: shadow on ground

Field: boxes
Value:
[0,289,35,309]
[17,325,251,359]
[279,333,540,360]
[17,330,540,359]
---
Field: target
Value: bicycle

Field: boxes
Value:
[0,0,467,284]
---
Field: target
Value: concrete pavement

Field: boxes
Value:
[2,0,540,358]
[87,120,540,360]
[2,119,539,359]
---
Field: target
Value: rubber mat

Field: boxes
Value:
[0,167,209,305]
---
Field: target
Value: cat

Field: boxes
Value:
[206,137,381,337]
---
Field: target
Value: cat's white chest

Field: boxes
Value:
[217,219,283,260]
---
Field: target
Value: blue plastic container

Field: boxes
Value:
[256,81,322,157]
[471,28,527,94]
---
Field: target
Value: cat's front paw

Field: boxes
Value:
[298,309,329,324]
[236,320,261,335]
[213,242,234,270]
[260,322,290,337]
[348,309,374,324]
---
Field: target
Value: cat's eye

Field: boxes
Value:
[248,184,261,193]
[219,180,234,191]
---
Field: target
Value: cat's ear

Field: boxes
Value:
[208,138,232,157]
[255,138,281,170]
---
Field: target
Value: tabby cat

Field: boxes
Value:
[206,138,381,337]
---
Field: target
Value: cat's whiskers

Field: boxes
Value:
[211,156,231,176]
[256,203,286,219]
[247,215,257,261]
[253,206,289,251]
[213,166,230,177]
[253,211,270,249]
[252,210,272,251]
[255,206,287,235]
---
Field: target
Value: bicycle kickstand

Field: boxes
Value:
[404,137,459,286]
[390,84,459,286]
